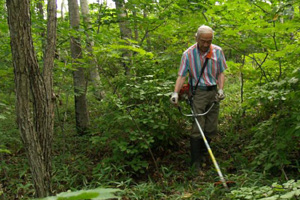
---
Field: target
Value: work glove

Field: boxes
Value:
[215,89,225,102]
[170,92,179,105]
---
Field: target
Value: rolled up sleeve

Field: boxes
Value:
[178,53,189,77]
[218,49,227,73]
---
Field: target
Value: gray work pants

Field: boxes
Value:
[191,88,220,139]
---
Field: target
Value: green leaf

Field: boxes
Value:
[259,195,279,200]
[0,149,11,154]
[57,191,98,200]
[280,191,296,199]
[35,188,121,200]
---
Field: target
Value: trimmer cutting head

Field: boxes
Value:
[214,180,236,188]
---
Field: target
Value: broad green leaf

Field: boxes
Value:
[0,149,11,154]
[280,191,296,199]
[259,195,279,200]
[35,188,121,200]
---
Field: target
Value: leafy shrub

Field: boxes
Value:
[244,70,300,174]
[89,53,187,173]
[227,180,300,200]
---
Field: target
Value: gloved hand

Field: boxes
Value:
[215,89,225,102]
[170,92,179,105]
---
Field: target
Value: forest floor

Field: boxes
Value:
[1,104,299,199]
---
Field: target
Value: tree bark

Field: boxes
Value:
[143,10,151,51]
[133,10,139,41]
[68,0,90,135]
[80,0,104,100]
[114,0,132,75]
[43,0,57,184]
[36,0,47,63]
[61,0,65,20]
[6,0,56,197]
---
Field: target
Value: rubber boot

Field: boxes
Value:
[199,137,211,167]
[199,137,211,153]
[190,136,203,169]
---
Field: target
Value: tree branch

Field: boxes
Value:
[215,38,271,82]
[139,21,165,46]
[252,2,270,14]
[253,53,269,82]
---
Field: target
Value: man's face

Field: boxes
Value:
[197,33,213,53]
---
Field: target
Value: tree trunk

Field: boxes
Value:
[6,0,56,197]
[43,0,57,181]
[61,0,65,20]
[37,0,46,55]
[114,0,132,75]
[68,0,90,135]
[37,0,44,18]
[143,10,151,51]
[133,10,138,41]
[80,0,104,100]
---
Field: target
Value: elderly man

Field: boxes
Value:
[170,25,227,168]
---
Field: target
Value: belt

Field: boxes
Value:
[197,85,217,91]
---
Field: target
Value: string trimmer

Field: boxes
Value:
[178,84,234,190]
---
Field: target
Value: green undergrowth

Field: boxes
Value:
[1,71,299,199]
[227,180,300,200]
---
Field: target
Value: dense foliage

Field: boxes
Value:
[0,0,299,199]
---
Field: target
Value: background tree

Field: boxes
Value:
[6,0,56,197]
[68,0,90,135]
[80,0,104,100]
[113,0,133,75]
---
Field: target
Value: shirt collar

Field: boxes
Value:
[197,44,212,59]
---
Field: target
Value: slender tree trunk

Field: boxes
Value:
[133,10,138,41]
[114,0,132,75]
[114,0,132,39]
[272,21,282,81]
[240,55,245,104]
[43,0,57,185]
[37,0,46,55]
[6,0,57,197]
[80,0,104,100]
[37,0,44,18]
[96,2,103,34]
[68,0,90,135]
[143,10,151,51]
[61,0,65,20]
[241,54,245,117]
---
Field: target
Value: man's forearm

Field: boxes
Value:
[174,76,186,93]
[218,72,225,90]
